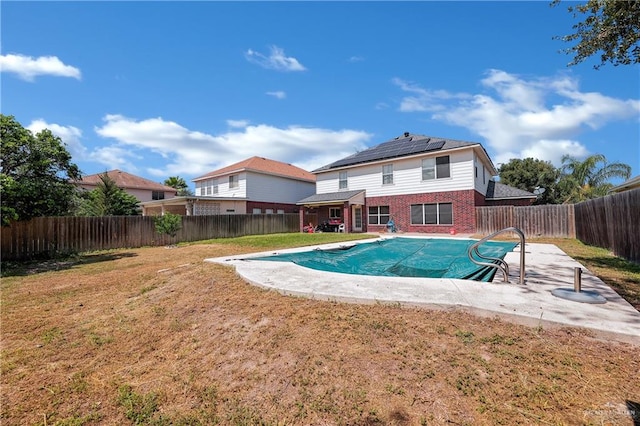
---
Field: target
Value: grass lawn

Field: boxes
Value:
[2,233,639,425]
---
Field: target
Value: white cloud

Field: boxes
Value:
[90,146,142,173]
[0,53,81,81]
[227,119,250,128]
[396,70,640,166]
[266,91,286,99]
[349,55,364,63]
[27,119,87,159]
[392,78,469,112]
[94,115,371,177]
[245,46,306,72]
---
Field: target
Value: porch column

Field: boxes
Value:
[186,200,194,216]
[299,208,305,232]
[343,202,350,233]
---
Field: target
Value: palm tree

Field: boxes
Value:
[559,154,631,203]
[164,176,193,196]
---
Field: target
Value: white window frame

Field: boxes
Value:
[382,164,393,185]
[368,206,390,225]
[422,155,451,180]
[339,171,348,189]
[252,208,262,214]
[229,175,239,188]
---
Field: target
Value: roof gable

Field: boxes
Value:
[313,132,479,172]
[75,170,177,192]
[194,156,315,182]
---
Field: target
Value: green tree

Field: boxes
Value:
[153,213,182,244]
[553,0,640,68]
[498,158,561,204]
[74,173,140,216]
[558,154,632,203]
[0,114,81,225]
[164,176,193,196]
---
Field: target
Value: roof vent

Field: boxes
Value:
[404,132,410,138]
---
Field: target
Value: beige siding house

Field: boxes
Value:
[74,170,177,202]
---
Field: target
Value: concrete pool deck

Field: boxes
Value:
[205,235,640,345]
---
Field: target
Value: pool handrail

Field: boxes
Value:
[467,227,525,284]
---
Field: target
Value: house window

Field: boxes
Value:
[229,175,239,188]
[368,206,390,225]
[266,209,274,214]
[382,164,393,185]
[252,208,262,214]
[410,203,453,225]
[277,209,285,214]
[329,207,341,219]
[422,155,450,180]
[213,179,218,194]
[339,171,348,189]
[152,191,165,200]
[206,181,212,195]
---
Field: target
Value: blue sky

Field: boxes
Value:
[2,1,638,189]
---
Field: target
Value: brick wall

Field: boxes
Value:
[365,190,482,234]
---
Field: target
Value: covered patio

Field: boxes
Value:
[297,190,366,233]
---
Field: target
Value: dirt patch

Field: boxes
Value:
[2,243,639,425]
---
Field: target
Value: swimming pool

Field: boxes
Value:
[252,237,518,282]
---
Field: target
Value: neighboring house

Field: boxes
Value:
[609,175,640,193]
[140,156,316,216]
[297,132,535,234]
[74,170,177,202]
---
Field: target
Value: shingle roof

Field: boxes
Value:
[75,170,177,192]
[486,181,536,200]
[297,190,365,205]
[194,156,315,182]
[313,132,481,172]
[610,175,640,193]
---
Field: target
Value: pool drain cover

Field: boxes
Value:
[551,288,607,304]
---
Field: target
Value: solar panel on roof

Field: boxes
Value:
[425,140,445,151]
[327,136,447,169]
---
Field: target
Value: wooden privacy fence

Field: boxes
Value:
[1,214,299,261]
[574,188,639,264]
[475,204,576,238]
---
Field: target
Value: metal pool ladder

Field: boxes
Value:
[467,227,525,284]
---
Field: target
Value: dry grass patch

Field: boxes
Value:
[2,239,639,425]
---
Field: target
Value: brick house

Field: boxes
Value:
[141,156,316,216]
[297,132,535,233]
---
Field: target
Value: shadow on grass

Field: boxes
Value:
[573,255,640,276]
[1,252,138,277]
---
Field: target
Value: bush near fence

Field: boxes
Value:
[1,214,299,261]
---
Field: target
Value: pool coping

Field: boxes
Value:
[204,236,640,345]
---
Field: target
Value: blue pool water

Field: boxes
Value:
[252,237,518,282]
